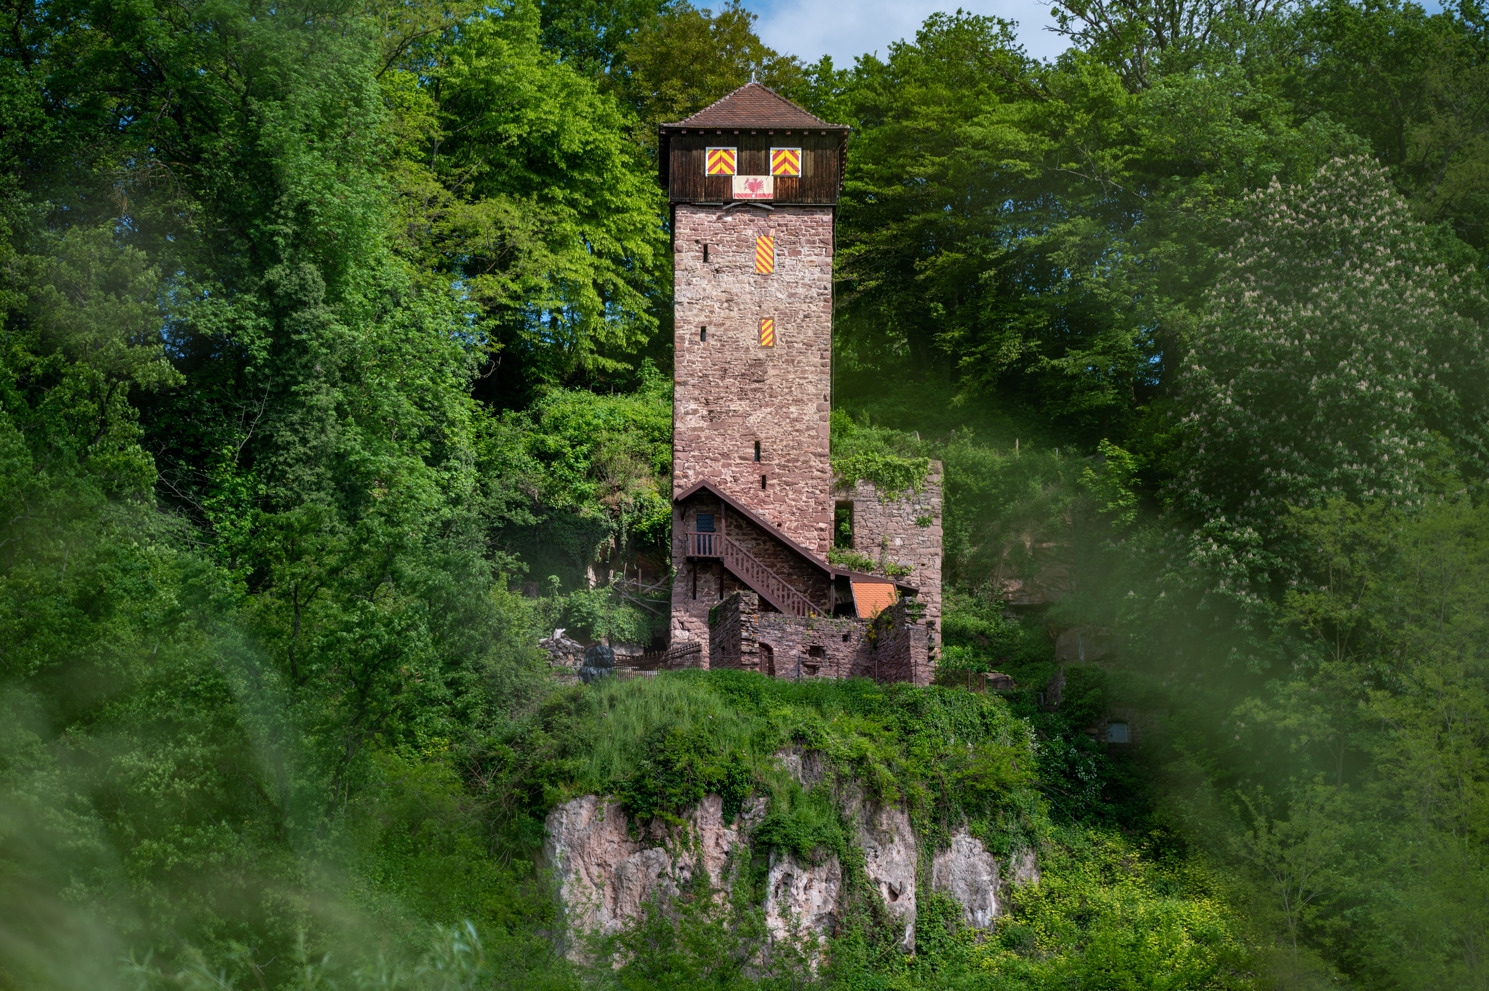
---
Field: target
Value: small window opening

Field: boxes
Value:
[702,243,710,263]
[696,513,716,533]
[1106,722,1130,744]
[691,565,697,600]
[700,326,707,342]
[754,441,761,462]
[808,646,825,659]
[760,474,767,490]
[834,502,854,549]
[803,663,820,677]
[842,633,851,642]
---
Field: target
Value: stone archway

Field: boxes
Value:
[759,642,775,678]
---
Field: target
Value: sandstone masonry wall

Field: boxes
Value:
[836,462,944,656]
[710,589,927,684]
[671,492,835,663]
[709,590,761,671]
[671,204,834,560]
[874,600,931,686]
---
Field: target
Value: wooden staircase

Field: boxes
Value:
[686,531,821,617]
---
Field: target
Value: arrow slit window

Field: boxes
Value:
[706,147,737,175]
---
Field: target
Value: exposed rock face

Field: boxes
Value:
[1053,626,1112,665]
[544,793,758,951]
[764,849,842,948]
[853,804,918,950]
[932,831,1002,929]
[544,786,1038,962]
[775,748,829,790]
[930,829,1041,931]
[545,796,665,941]
[1009,846,1041,887]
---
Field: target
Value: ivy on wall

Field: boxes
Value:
[831,451,932,497]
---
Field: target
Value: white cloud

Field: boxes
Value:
[741,0,1072,67]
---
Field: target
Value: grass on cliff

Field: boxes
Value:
[500,671,1256,991]
[485,670,1040,856]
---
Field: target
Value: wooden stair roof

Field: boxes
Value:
[674,479,916,594]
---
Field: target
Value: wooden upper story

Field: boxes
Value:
[658,82,850,207]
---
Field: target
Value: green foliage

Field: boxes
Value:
[827,546,879,574]
[939,592,1054,683]
[1081,440,1143,528]
[5,0,1489,986]
[1173,155,1489,528]
[618,724,753,827]
[831,452,932,497]
[978,833,1251,989]
[830,409,932,496]
[610,1,807,148]
[750,784,849,862]
[492,671,1038,851]
[832,12,1359,442]
[388,1,666,392]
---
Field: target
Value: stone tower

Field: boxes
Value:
[659,83,852,653]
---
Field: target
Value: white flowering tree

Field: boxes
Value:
[1173,156,1488,529]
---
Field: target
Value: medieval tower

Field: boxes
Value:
[659,84,941,683]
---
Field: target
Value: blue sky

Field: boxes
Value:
[739,0,1452,67]
[739,0,1072,66]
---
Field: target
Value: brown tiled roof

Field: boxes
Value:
[661,81,848,131]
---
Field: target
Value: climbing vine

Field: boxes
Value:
[832,451,932,497]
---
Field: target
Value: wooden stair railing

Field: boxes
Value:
[687,531,723,557]
[723,537,822,617]
[684,530,823,617]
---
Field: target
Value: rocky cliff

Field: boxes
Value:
[543,751,1039,962]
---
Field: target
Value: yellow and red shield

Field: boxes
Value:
[759,317,775,347]
[706,147,736,175]
[755,236,775,274]
[770,147,801,176]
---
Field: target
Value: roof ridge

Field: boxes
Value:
[661,80,845,130]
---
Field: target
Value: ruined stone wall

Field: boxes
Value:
[671,204,834,559]
[836,462,944,655]
[709,590,761,672]
[757,613,876,680]
[874,601,931,686]
[708,595,929,685]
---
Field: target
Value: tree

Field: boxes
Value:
[387,3,666,395]
[611,1,805,146]
[1172,155,1489,529]
[1046,0,1283,90]
[1265,0,1489,257]
[832,12,1355,443]
[537,0,675,75]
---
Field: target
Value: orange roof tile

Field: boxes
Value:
[851,581,899,620]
